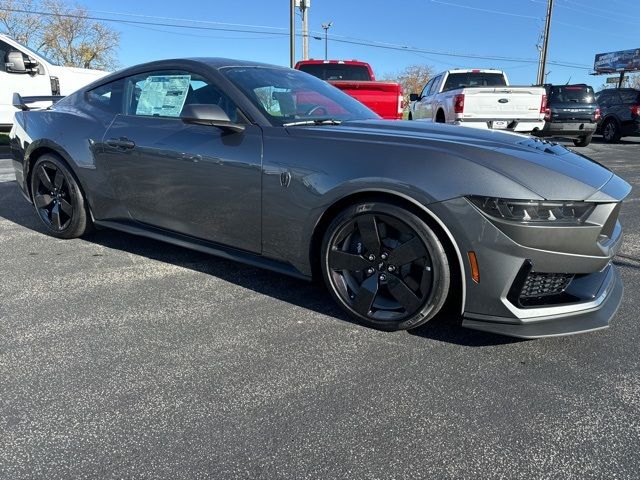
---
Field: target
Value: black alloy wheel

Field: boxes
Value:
[602,119,621,143]
[322,201,450,331]
[30,154,93,239]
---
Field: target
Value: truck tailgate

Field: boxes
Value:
[461,87,544,120]
[329,81,402,120]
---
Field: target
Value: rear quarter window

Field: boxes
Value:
[86,79,124,114]
[619,90,640,104]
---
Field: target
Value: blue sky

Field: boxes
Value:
[79,0,640,89]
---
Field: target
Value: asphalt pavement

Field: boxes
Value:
[1,137,639,479]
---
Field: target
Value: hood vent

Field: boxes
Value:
[517,137,566,155]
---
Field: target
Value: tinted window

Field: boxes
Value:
[429,76,441,95]
[548,85,596,104]
[0,40,12,72]
[222,66,378,125]
[297,63,372,81]
[123,70,239,122]
[598,90,622,105]
[420,79,434,97]
[442,72,507,92]
[86,79,125,114]
[620,90,640,104]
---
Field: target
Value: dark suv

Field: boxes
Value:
[533,84,600,147]
[595,88,640,143]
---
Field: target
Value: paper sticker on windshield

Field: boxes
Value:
[135,75,191,117]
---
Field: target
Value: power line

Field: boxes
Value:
[0,6,591,70]
[429,0,541,20]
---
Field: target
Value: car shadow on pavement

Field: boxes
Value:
[0,180,518,347]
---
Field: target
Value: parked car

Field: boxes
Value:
[595,88,640,143]
[295,60,403,119]
[408,69,547,133]
[531,84,600,147]
[0,33,107,131]
[10,58,630,338]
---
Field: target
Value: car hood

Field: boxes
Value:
[297,119,618,201]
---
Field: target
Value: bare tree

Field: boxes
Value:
[382,64,435,105]
[0,0,119,70]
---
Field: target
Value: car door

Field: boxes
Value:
[98,69,263,253]
[413,79,433,120]
[425,75,442,121]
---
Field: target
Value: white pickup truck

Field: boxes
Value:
[0,34,108,130]
[408,69,547,133]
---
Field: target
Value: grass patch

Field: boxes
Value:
[0,133,9,146]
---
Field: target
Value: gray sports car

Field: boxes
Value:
[9,58,630,338]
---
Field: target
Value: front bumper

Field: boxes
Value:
[428,180,630,338]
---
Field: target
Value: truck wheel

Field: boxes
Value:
[435,111,446,123]
[408,112,413,121]
[602,119,621,143]
[573,133,593,147]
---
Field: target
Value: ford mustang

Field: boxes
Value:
[9,58,631,338]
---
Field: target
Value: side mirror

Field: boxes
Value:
[409,93,420,102]
[5,50,38,74]
[181,104,245,133]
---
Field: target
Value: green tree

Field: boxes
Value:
[0,0,119,70]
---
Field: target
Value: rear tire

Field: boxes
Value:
[321,201,450,331]
[602,119,621,143]
[436,111,446,123]
[573,133,593,147]
[30,154,93,239]
[408,112,413,121]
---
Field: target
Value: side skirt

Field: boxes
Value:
[94,219,310,281]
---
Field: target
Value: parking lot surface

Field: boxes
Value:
[1,138,639,479]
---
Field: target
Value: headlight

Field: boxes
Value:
[467,196,595,224]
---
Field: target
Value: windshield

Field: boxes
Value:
[221,66,379,126]
[297,63,372,81]
[8,38,60,66]
[442,72,507,92]
[548,85,596,104]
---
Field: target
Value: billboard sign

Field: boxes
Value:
[594,48,640,73]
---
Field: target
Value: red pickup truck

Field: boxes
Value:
[294,60,404,120]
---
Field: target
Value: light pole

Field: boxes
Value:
[290,0,296,67]
[536,0,554,85]
[322,22,332,61]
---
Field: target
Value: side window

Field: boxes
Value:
[429,76,441,95]
[86,78,124,114]
[420,79,434,98]
[123,70,239,122]
[620,90,639,104]
[0,40,11,73]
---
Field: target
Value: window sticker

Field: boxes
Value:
[135,74,191,117]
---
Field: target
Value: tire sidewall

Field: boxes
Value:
[30,154,89,239]
[321,201,451,331]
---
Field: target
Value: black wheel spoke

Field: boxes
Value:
[34,193,54,208]
[387,275,421,312]
[388,236,427,266]
[54,170,65,190]
[329,249,370,271]
[37,166,54,191]
[353,275,379,316]
[357,215,381,253]
[51,203,63,230]
[59,199,73,216]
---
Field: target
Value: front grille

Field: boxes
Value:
[507,261,581,308]
[520,272,574,299]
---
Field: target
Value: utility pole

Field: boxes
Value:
[322,22,332,61]
[299,0,310,60]
[536,0,554,85]
[290,0,296,67]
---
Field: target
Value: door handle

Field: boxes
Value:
[106,137,136,150]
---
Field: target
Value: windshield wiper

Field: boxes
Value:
[283,118,342,127]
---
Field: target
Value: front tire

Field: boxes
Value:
[321,201,451,331]
[30,154,93,239]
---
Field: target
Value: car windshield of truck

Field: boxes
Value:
[296,63,371,81]
[222,66,379,126]
[9,38,60,66]
[548,85,596,104]
[442,72,507,92]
